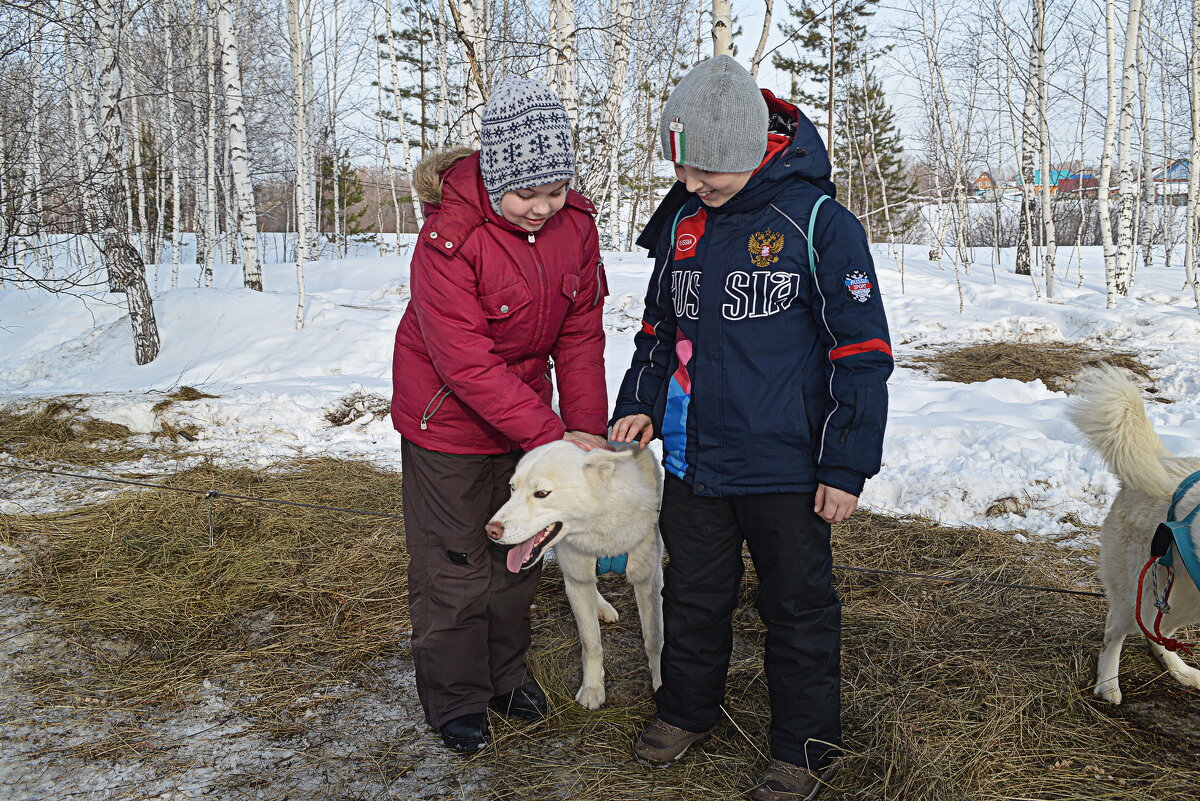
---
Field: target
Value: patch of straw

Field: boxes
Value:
[909,342,1155,395]
[150,386,220,414]
[0,400,145,465]
[1,459,406,720]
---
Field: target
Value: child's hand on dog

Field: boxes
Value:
[563,430,613,452]
[610,414,654,448]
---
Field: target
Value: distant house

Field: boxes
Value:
[1033,169,1073,194]
[1056,173,1098,196]
[972,171,996,194]
[1152,159,1190,201]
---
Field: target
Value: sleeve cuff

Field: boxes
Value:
[816,466,866,497]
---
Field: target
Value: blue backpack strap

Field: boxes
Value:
[807,194,831,278]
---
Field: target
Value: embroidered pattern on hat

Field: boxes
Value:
[480,76,575,210]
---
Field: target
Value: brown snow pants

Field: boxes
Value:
[400,438,542,730]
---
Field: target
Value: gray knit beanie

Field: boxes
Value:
[659,55,768,173]
[480,75,575,213]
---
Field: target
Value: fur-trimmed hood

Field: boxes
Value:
[412,146,475,205]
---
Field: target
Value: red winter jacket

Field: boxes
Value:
[391,149,608,454]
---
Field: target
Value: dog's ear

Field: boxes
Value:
[582,449,624,484]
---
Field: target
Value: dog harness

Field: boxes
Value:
[1135,470,1200,654]
[596,554,629,576]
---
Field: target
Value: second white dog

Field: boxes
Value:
[1070,365,1200,704]
[486,441,664,710]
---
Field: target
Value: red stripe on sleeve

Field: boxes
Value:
[829,338,892,361]
[642,320,656,336]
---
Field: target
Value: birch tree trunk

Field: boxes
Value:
[217,0,262,290]
[1113,0,1145,299]
[1186,0,1200,310]
[435,0,450,147]
[165,4,182,287]
[97,0,161,365]
[598,0,633,247]
[190,0,210,275]
[203,2,219,287]
[712,0,733,56]
[751,0,774,78]
[447,0,485,143]
[1137,23,1153,277]
[1097,0,1119,306]
[548,0,578,127]
[288,0,309,329]
[1016,14,1039,280]
[1034,0,1055,298]
[383,0,424,230]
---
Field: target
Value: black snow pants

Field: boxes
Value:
[654,474,842,771]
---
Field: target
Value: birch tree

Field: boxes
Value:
[1034,0,1055,297]
[217,0,263,291]
[548,0,578,127]
[382,0,424,230]
[1097,0,1119,306]
[289,0,311,329]
[96,0,161,365]
[1113,0,1145,300]
[1186,0,1200,309]
[712,0,733,56]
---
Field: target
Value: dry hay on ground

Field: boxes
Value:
[150,386,220,414]
[909,341,1155,395]
[479,513,1200,801]
[0,459,407,724]
[0,400,144,465]
[4,461,1200,799]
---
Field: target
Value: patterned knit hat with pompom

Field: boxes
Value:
[480,75,575,214]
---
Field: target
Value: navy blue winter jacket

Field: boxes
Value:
[611,91,893,497]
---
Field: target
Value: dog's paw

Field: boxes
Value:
[1094,682,1122,705]
[575,684,606,709]
[1168,666,1200,690]
[598,598,619,623]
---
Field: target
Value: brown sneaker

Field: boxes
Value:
[632,718,710,767]
[748,759,836,800]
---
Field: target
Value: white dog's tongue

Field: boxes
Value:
[507,539,538,573]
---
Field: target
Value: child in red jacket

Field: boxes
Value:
[391,76,608,753]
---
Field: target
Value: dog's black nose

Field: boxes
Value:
[485,521,504,540]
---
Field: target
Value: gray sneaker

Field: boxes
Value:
[632,718,710,767]
[748,759,836,800]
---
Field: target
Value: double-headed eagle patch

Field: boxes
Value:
[748,229,784,268]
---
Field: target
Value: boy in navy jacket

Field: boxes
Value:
[611,56,892,800]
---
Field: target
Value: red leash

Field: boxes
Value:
[1135,556,1196,655]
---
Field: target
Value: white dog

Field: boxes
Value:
[486,441,664,710]
[1070,366,1200,704]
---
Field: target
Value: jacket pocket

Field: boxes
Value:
[560,273,580,302]
[479,282,533,320]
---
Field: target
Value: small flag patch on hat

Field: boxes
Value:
[668,118,685,162]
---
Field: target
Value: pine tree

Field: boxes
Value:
[317,150,367,243]
[837,67,916,235]
[772,0,884,112]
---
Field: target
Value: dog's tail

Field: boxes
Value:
[1069,365,1174,498]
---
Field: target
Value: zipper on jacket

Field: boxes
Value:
[419,384,453,430]
[838,405,858,444]
[527,234,550,347]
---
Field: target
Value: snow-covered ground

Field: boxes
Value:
[4,239,1200,542]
